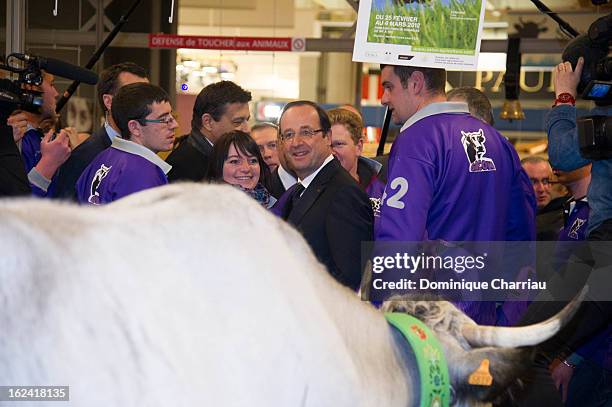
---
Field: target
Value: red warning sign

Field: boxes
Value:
[149,34,305,52]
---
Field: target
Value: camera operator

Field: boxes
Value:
[544,54,612,405]
[548,56,612,239]
[19,70,73,196]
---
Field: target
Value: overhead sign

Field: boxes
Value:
[149,34,306,52]
[352,0,486,70]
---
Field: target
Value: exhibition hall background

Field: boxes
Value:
[1,0,608,154]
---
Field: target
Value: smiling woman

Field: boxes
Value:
[207,130,276,208]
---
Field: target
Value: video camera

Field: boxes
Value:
[0,53,98,119]
[563,14,612,103]
[562,14,612,159]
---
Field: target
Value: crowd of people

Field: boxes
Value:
[0,54,610,405]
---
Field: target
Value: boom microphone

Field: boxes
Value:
[41,57,98,85]
[14,54,98,85]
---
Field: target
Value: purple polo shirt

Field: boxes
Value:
[76,137,172,205]
[376,102,535,242]
[374,102,535,326]
[20,128,42,174]
[559,197,589,242]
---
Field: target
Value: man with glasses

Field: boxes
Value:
[76,83,177,205]
[521,156,566,240]
[166,80,251,182]
[277,100,373,291]
[521,156,554,210]
[52,62,149,200]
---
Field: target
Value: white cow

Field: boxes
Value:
[0,184,581,406]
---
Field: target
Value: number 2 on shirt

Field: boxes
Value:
[382,177,409,209]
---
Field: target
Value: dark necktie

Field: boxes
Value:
[284,183,305,220]
[291,183,305,207]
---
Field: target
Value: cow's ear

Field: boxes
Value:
[450,347,533,404]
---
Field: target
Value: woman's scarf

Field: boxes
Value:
[232,182,273,208]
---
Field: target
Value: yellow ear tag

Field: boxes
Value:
[468,358,493,386]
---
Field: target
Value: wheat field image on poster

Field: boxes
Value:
[368,0,481,54]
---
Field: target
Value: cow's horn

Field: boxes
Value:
[461,286,587,348]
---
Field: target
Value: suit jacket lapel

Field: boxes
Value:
[269,169,285,199]
[186,129,214,158]
[288,159,340,225]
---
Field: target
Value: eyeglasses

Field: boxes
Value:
[529,178,555,186]
[280,128,323,142]
[141,115,177,127]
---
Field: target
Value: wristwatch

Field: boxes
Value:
[553,93,576,107]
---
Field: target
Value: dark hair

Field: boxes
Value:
[111,82,170,139]
[191,81,252,131]
[447,86,494,126]
[207,130,271,190]
[327,108,363,145]
[278,100,331,135]
[380,64,446,94]
[97,62,148,113]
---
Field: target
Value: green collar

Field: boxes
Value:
[385,313,451,407]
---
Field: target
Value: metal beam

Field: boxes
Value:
[340,22,357,39]
[480,38,566,53]
[2,30,569,54]
[150,0,162,86]
[7,30,151,48]
[6,0,26,56]
[344,0,359,12]
[304,37,568,54]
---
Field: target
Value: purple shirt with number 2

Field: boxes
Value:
[375,102,536,325]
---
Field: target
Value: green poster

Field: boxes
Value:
[354,0,486,69]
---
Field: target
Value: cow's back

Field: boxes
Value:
[0,184,377,406]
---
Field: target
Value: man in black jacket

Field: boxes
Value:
[165,81,251,182]
[51,62,148,200]
[278,101,373,290]
[0,123,30,197]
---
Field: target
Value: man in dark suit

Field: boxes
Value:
[166,81,251,182]
[278,101,373,290]
[52,62,148,200]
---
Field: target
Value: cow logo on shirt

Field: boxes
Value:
[370,197,382,217]
[88,164,112,205]
[568,217,587,240]
[461,129,496,173]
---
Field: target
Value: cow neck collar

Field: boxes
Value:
[385,312,451,407]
